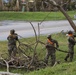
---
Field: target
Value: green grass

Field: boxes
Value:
[0,33,76,75]
[0,11,76,21]
[24,62,76,75]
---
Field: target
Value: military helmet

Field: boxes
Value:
[10,29,15,34]
[47,34,51,38]
[68,31,73,34]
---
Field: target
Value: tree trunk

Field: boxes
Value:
[41,1,44,11]
[26,0,29,11]
[49,0,76,32]
[16,0,20,11]
[34,0,37,11]
[57,6,76,32]
[0,0,2,10]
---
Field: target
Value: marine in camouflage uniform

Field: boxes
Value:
[7,29,19,58]
[45,35,59,66]
[64,31,76,62]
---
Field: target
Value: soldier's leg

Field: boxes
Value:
[64,45,71,61]
[69,45,74,62]
[13,46,17,57]
[8,46,13,59]
[64,53,69,61]
[51,52,56,66]
[8,50,12,57]
[44,50,50,64]
[70,53,74,62]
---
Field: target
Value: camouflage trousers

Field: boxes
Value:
[8,45,17,58]
[65,45,74,62]
[44,49,56,66]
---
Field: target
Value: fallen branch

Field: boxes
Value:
[0,57,9,72]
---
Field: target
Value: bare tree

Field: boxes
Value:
[48,0,76,32]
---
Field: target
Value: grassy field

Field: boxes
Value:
[0,11,76,75]
[0,11,76,21]
[0,33,76,75]
[24,61,76,75]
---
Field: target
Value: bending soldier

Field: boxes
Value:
[7,29,19,59]
[45,34,59,66]
[64,31,76,62]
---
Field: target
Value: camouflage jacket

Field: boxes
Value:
[46,39,59,49]
[68,36,76,45]
[7,33,18,46]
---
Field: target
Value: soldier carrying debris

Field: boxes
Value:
[64,31,76,62]
[7,29,19,59]
[44,34,59,66]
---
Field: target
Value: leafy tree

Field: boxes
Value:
[3,0,16,10]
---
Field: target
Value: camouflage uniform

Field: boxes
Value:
[64,31,76,62]
[7,29,19,58]
[45,35,59,66]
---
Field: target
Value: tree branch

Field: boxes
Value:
[48,0,76,32]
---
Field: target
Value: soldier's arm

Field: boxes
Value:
[15,34,20,44]
[7,35,10,40]
[54,40,59,48]
[14,33,18,41]
[73,34,76,37]
[68,37,76,45]
[16,36,18,41]
[70,37,75,42]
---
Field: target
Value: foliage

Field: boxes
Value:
[67,2,76,10]
[3,0,16,10]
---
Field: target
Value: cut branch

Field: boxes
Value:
[0,57,9,72]
[29,22,38,42]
